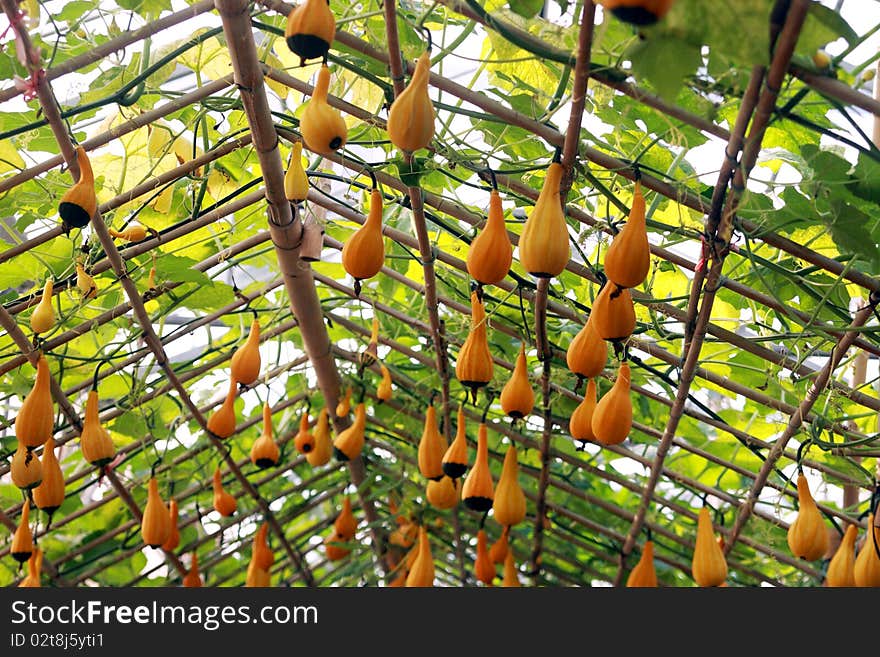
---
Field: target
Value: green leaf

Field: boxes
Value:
[628,36,702,102]
[508,0,545,19]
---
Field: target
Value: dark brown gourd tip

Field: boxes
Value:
[286,34,330,61]
[254,458,276,469]
[59,202,92,229]
[12,551,32,564]
[463,496,494,513]
[611,6,662,25]
[333,446,351,462]
[442,462,467,479]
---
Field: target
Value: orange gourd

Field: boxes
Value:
[292,410,315,456]
[11,445,42,491]
[377,363,392,401]
[336,386,352,417]
[467,189,513,286]
[518,162,569,278]
[284,140,309,202]
[591,361,632,446]
[58,146,97,230]
[500,345,534,419]
[307,407,333,466]
[461,422,495,512]
[426,476,460,510]
[108,224,148,242]
[182,551,203,587]
[245,558,271,587]
[300,65,347,156]
[15,354,54,449]
[475,529,495,585]
[387,51,435,153]
[597,0,674,25]
[590,282,636,342]
[566,316,608,378]
[418,403,448,481]
[162,499,180,552]
[502,551,521,587]
[335,496,358,542]
[253,523,275,571]
[569,378,597,444]
[405,526,434,587]
[141,477,171,549]
[18,548,42,588]
[825,524,857,587]
[75,262,97,300]
[853,512,880,587]
[492,444,526,527]
[284,0,336,64]
[30,279,55,334]
[691,507,728,587]
[489,526,510,564]
[324,530,351,561]
[212,469,237,517]
[455,291,494,403]
[11,499,34,563]
[251,402,280,468]
[442,404,469,479]
[230,319,261,386]
[32,437,65,516]
[333,402,366,461]
[207,378,237,439]
[342,188,384,286]
[787,473,829,561]
[79,389,116,467]
[626,540,658,587]
[359,315,380,370]
[603,182,650,289]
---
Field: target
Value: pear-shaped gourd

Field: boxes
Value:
[426,476,460,510]
[405,526,434,587]
[502,551,521,587]
[162,498,180,552]
[626,540,658,587]
[75,262,97,300]
[826,524,857,587]
[182,551,203,587]
[253,523,275,571]
[566,317,607,378]
[598,0,675,26]
[58,146,97,230]
[141,477,171,549]
[80,389,115,467]
[11,445,42,491]
[293,411,315,456]
[11,500,34,563]
[230,319,261,385]
[30,279,55,334]
[284,0,335,63]
[377,363,392,402]
[324,529,351,561]
[489,526,510,564]
[19,548,42,588]
[455,291,494,403]
[333,402,366,461]
[462,422,495,512]
[467,189,513,286]
[245,559,271,587]
[307,407,333,467]
[570,378,598,444]
[284,141,309,202]
[500,345,534,419]
[207,378,237,439]
[251,402,280,468]
[300,65,347,156]
[691,507,728,587]
[475,529,495,586]
[590,282,636,342]
[33,437,65,516]
[334,496,358,542]
[108,224,148,242]
[359,316,380,370]
[603,182,650,289]
[519,162,569,278]
[442,405,469,479]
[342,188,384,284]
[16,355,54,450]
[493,444,526,527]
[418,403,448,481]
[336,386,352,418]
[787,473,829,561]
[591,362,632,446]
[853,512,880,587]
[387,51,435,153]
[212,469,237,517]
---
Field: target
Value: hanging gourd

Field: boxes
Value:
[377,363,393,402]
[455,290,494,404]
[518,160,569,279]
[359,315,380,371]
[12,444,43,494]
[825,524,857,587]
[141,476,171,549]
[212,468,237,517]
[11,499,34,563]
[79,388,116,467]
[230,318,261,386]
[566,316,607,379]
[426,476,460,510]
[251,402,280,468]
[502,551,521,587]
[500,345,534,420]
[245,558,271,587]
[474,529,495,586]
[324,529,351,562]
[342,186,384,295]
[603,181,650,289]
[442,404,469,479]
[390,518,418,549]
[492,444,526,527]
[461,422,495,512]
[405,526,434,587]
[29,279,55,335]
[162,499,180,552]
[32,437,65,518]
[333,401,366,461]
[418,402,448,481]
[16,354,54,450]
[307,407,333,467]
[569,378,597,444]
[336,386,352,417]
[489,526,510,564]
[253,523,275,571]
[691,506,728,587]
[597,0,674,26]
[284,0,336,65]
[591,361,632,446]
[300,65,347,156]
[590,282,636,342]
[853,511,880,587]
[626,540,658,587]
[787,472,829,561]
[334,496,358,542]
[18,548,42,588]
[467,187,513,286]
[387,50,435,153]
[207,377,238,439]
[58,146,97,231]
[75,262,97,300]
[284,140,309,203]
[108,223,148,242]
[293,409,315,456]
[182,552,203,587]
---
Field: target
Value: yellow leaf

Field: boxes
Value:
[178,35,234,84]
[0,139,25,174]
[710,299,740,331]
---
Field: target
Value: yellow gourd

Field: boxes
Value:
[387,51,435,153]
[405,526,434,587]
[418,403,448,481]
[333,402,366,461]
[475,529,495,585]
[500,345,534,419]
[502,551,521,587]
[30,279,55,334]
[489,526,510,564]
[207,377,238,439]
[390,520,418,549]
[58,146,97,230]
[32,437,65,516]
[691,507,728,587]
[342,188,384,285]
[245,558,271,587]
[162,498,180,552]
[307,407,333,467]
[80,389,116,467]
[300,65,347,156]
[230,319,261,386]
[461,422,495,512]
[442,404,469,479]
[212,468,237,517]
[455,291,494,403]
[251,402,280,468]
[253,523,275,571]
[359,315,380,371]
[566,316,607,378]
[284,141,309,202]
[492,444,526,527]
[108,224,148,242]
[293,410,315,456]
[336,386,352,417]
[590,282,636,341]
[426,476,460,510]
[603,182,650,289]
[141,476,171,549]
[18,548,42,588]
[16,354,54,449]
[467,189,513,286]
[284,0,336,64]
[75,262,97,300]
[377,363,392,402]
[11,445,42,490]
[626,540,658,587]
[518,162,569,278]
[334,496,358,542]
[11,499,34,563]
[182,551,203,587]
[853,512,880,587]
[598,0,674,26]
[787,473,829,561]
[591,362,632,446]
[569,378,597,444]
[825,524,857,587]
